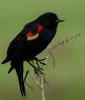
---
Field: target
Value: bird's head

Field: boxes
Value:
[37,12,64,31]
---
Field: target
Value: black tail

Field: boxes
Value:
[2,57,10,64]
[11,61,26,96]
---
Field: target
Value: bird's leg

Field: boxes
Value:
[35,59,45,75]
[35,59,44,70]
[27,60,43,76]
[31,60,43,71]
[35,59,40,68]
[32,57,46,75]
[34,57,46,66]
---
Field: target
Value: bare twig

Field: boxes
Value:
[29,71,40,88]
[40,74,45,100]
[24,70,34,90]
[50,33,80,52]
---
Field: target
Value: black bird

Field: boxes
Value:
[2,12,64,96]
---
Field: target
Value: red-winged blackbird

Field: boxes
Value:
[2,12,64,96]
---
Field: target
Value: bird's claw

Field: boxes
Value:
[36,58,46,66]
[34,67,44,76]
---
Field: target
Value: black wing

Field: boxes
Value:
[2,20,53,64]
[2,20,37,64]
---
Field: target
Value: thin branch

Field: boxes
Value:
[50,33,80,52]
[24,70,34,91]
[40,74,45,100]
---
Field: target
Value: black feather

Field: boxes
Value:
[2,57,10,64]
[11,60,26,96]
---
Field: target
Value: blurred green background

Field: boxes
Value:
[0,0,85,100]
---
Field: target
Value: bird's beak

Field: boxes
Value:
[57,18,64,23]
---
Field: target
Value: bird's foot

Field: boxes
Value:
[34,57,46,66]
[34,67,44,76]
[38,58,46,65]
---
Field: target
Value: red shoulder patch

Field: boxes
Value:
[26,31,34,37]
[28,31,33,36]
[26,31,39,40]
[37,24,42,32]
